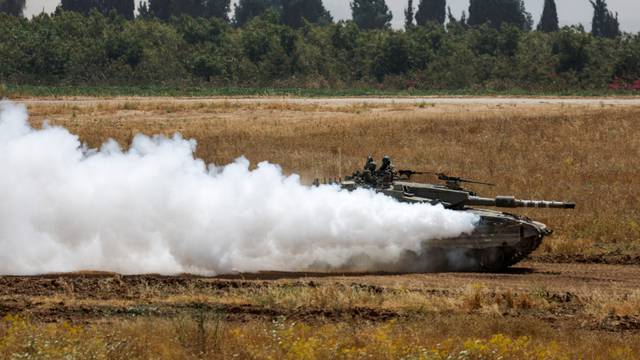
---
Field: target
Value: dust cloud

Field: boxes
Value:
[0,101,477,275]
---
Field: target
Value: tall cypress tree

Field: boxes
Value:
[60,0,135,19]
[113,0,135,19]
[468,0,531,30]
[351,0,392,30]
[590,0,620,38]
[415,0,445,26]
[537,0,558,32]
[0,0,26,16]
[148,0,230,21]
[60,0,85,13]
[201,0,231,21]
[281,0,332,28]
[234,0,282,26]
[404,0,414,29]
[137,0,152,18]
[148,0,171,20]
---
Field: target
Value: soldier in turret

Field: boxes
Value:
[378,156,396,182]
[357,156,375,185]
[364,155,377,173]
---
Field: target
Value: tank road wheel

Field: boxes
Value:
[479,247,507,272]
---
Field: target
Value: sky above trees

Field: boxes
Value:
[23,0,640,32]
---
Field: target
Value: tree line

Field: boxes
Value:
[0,0,625,37]
[0,0,637,91]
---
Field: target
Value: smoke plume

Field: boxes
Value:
[0,101,477,275]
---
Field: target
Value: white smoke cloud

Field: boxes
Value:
[0,101,477,275]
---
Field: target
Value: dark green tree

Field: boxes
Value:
[375,32,410,80]
[112,0,135,19]
[552,28,590,73]
[351,0,392,30]
[147,0,171,20]
[415,0,445,26]
[590,0,620,38]
[60,0,83,13]
[613,39,640,82]
[537,0,558,32]
[203,0,231,20]
[0,0,26,16]
[174,15,228,44]
[281,0,332,28]
[468,0,532,30]
[404,0,414,29]
[60,0,135,19]
[148,0,230,21]
[105,31,144,67]
[137,0,152,18]
[234,0,282,26]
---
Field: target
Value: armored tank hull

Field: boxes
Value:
[416,208,551,272]
[337,158,575,272]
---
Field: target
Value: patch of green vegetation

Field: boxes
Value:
[3,84,638,98]
[2,11,639,97]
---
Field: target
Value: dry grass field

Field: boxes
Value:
[1,262,640,359]
[24,98,640,257]
[2,97,639,359]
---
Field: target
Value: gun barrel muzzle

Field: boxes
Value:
[516,200,576,209]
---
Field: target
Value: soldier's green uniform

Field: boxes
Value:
[364,156,377,174]
[378,156,396,182]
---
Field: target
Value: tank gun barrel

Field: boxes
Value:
[469,196,575,209]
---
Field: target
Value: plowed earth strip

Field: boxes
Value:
[1,262,639,332]
[2,262,637,297]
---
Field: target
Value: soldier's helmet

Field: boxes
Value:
[382,156,391,166]
[364,155,374,168]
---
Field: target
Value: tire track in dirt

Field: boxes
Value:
[0,261,638,332]
[1,262,638,298]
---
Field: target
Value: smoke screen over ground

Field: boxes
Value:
[0,101,477,275]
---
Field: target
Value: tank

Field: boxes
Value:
[333,156,576,272]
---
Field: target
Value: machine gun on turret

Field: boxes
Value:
[397,170,431,179]
[397,170,495,193]
[397,170,493,186]
[435,173,495,191]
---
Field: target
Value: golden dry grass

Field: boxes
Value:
[2,261,640,358]
[7,273,635,322]
[2,314,639,359]
[24,99,640,256]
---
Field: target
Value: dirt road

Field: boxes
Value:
[2,261,638,298]
[1,261,638,331]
